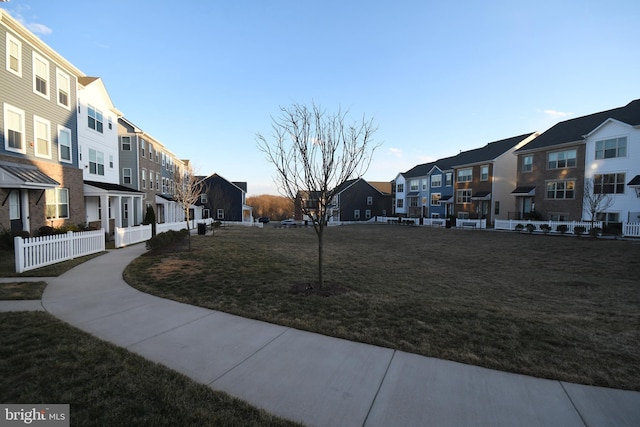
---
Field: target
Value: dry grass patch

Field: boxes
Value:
[125,224,640,390]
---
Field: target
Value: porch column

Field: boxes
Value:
[114,196,122,228]
[21,190,30,232]
[100,195,109,233]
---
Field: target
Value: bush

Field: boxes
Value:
[525,224,536,233]
[591,227,602,237]
[556,224,568,234]
[540,224,551,234]
[515,224,524,232]
[146,229,189,251]
[0,227,30,250]
[574,226,586,236]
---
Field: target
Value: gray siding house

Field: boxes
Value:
[0,10,85,234]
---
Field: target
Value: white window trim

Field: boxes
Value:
[431,174,442,187]
[56,68,71,110]
[6,33,22,77]
[33,115,52,159]
[4,103,26,154]
[57,125,73,163]
[480,165,489,181]
[32,51,50,99]
[457,168,472,183]
[123,168,132,184]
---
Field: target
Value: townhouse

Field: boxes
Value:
[1,10,85,234]
[329,178,392,222]
[197,173,252,222]
[1,9,213,237]
[451,133,537,224]
[513,99,640,224]
[78,76,145,235]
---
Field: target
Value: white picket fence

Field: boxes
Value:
[623,223,640,237]
[494,219,601,234]
[14,229,105,273]
[114,221,193,248]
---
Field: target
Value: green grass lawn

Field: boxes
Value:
[125,224,640,391]
[0,312,301,427]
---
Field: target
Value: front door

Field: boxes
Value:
[8,190,22,232]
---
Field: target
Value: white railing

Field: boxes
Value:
[455,218,487,229]
[114,225,152,248]
[14,229,105,273]
[494,219,602,234]
[623,223,640,237]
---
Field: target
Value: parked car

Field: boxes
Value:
[281,219,296,227]
[258,217,270,223]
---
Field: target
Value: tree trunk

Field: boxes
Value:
[317,227,324,289]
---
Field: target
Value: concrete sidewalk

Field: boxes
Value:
[4,244,639,426]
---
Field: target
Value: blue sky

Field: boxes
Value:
[3,0,639,196]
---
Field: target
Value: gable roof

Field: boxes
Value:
[450,133,536,167]
[516,99,640,153]
[201,173,247,193]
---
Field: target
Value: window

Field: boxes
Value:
[4,104,25,153]
[89,149,105,175]
[410,180,419,191]
[365,209,371,219]
[58,126,72,163]
[6,33,22,76]
[456,189,472,204]
[200,194,208,203]
[121,136,131,150]
[149,145,153,160]
[549,213,569,221]
[457,168,472,182]
[33,52,49,98]
[56,69,70,108]
[396,198,404,208]
[480,165,489,181]
[156,177,160,190]
[548,149,576,169]
[108,118,112,130]
[596,212,620,223]
[422,179,428,190]
[109,154,114,168]
[149,171,154,188]
[217,209,224,219]
[88,105,103,133]
[445,173,453,186]
[431,174,442,187]
[396,183,404,193]
[494,201,500,215]
[34,116,51,158]
[162,153,166,166]
[595,137,627,159]
[594,173,625,194]
[367,196,373,205]
[9,191,20,220]
[141,169,146,189]
[123,168,132,184]
[546,180,575,199]
[141,139,145,157]
[354,209,361,219]
[45,188,69,219]
[522,155,533,172]
[431,193,441,206]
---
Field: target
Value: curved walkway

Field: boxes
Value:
[3,244,640,426]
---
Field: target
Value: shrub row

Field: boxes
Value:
[514,223,602,236]
[146,229,189,251]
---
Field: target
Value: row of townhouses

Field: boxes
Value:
[311,99,639,229]
[393,99,640,227]
[0,10,251,238]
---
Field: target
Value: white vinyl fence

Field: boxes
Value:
[494,219,602,234]
[114,224,152,248]
[623,223,640,237]
[14,229,105,273]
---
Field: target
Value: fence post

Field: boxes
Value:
[14,236,24,274]
[67,231,75,260]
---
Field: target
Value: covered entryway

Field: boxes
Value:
[0,161,60,233]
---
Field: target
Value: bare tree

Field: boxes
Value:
[173,161,205,250]
[257,103,378,289]
[584,177,614,234]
